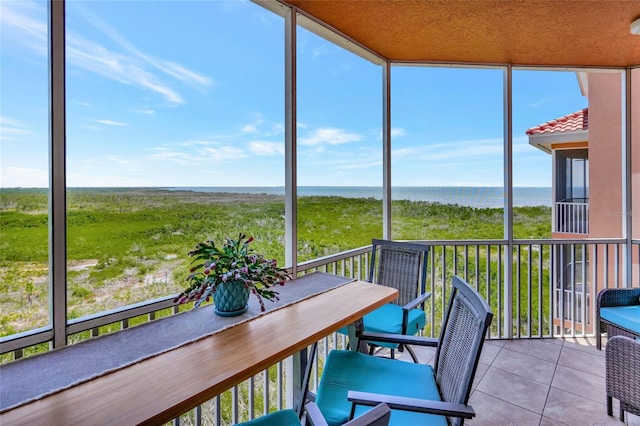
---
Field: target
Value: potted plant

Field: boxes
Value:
[174,233,290,316]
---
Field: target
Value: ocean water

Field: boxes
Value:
[170,186,551,208]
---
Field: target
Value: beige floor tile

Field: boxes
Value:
[365,337,632,426]
[467,389,541,426]
[539,417,567,425]
[558,345,605,377]
[503,338,563,363]
[476,366,549,414]
[492,347,557,385]
[561,336,602,355]
[551,364,606,403]
[485,338,506,348]
[472,362,490,389]
[543,387,620,425]
[479,340,502,365]
[628,413,640,426]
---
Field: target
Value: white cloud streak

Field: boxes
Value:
[299,128,363,146]
[0,116,30,141]
[94,119,128,127]
[249,141,284,155]
[0,1,213,105]
[1,166,48,187]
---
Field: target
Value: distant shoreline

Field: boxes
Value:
[0,186,552,208]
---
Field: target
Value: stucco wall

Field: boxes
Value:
[632,69,640,240]
[588,72,623,239]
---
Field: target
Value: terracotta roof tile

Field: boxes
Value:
[525,108,588,136]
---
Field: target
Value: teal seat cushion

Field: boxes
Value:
[337,304,426,348]
[237,409,300,426]
[362,304,426,348]
[601,305,640,334]
[315,350,447,426]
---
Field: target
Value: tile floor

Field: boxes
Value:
[400,337,640,426]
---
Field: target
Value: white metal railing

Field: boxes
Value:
[2,238,636,425]
[554,200,589,234]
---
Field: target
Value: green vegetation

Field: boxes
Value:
[0,188,551,338]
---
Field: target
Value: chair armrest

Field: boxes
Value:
[357,331,438,347]
[305,402,329,426]
[348,390,475,419]
[402,292,432,311]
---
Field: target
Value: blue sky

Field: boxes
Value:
[0,0,588,188]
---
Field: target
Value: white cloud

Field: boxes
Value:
[202,146,247,161]
[391,128,407,137]
[132,109,156,115]
[334,160,382,170]
[147,149,196,166]
[242,124,259,133]
[241,113,266,134]
[94,119,128,127]
[299,128,363,146]
[0,116,29,141]
[0,2,48,56]
[1,1,213,105]
[0,166,48,187]
[249,141,284,156]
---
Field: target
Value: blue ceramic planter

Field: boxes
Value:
[214,280,250,316]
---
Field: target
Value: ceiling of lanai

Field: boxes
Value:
[283,0,640,67]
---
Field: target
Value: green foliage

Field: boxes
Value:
[0,188,551,338]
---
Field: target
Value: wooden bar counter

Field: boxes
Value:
[0,278,397,425]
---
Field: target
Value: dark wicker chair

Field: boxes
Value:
[605,335,640,422]
[361,239,430,363]
[315,275,493,426]
[596,287,640,350]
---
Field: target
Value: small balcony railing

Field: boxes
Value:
[554,198,589,234]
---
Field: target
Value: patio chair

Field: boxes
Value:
[596,287,640,350]
[340,239,430,363]
[237,342,391,426]
[605,335,640,422]
[315,275,493,426]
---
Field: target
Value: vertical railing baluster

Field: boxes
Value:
[441,245,446,312]
[569,244,577,337]
[195,405,202,426]
[215,395,222,426]
[604,243,610,289]
[277,361,283,410]
[453,245,458,277]
[249,377,255,421]
[497,244,502,339]
[485,244,491,338]
[591,244,599,336]
[516,245,521,338]
[232,385,239,424]
[474,244,479,289]
[614,243,620,288]
[464,244,469,283]
[580,243,587,337]
[263,367,270,416]
[429,246,435,338]
[527,244,532,337]
[537,244,543,337]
